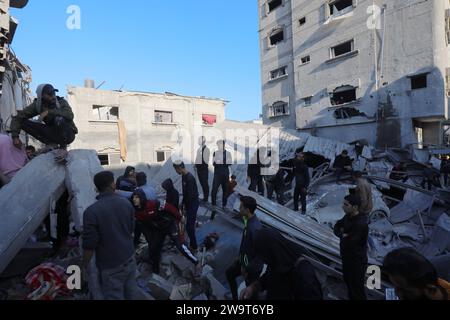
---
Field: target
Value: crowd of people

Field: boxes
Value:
[1,83,449,300]
[80,166,450,300]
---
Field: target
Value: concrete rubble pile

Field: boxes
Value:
[133,216,234,301]
[0,122,449,299]
[150,124,449,296]
[0,150,103,300]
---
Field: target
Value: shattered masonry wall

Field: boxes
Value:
[259,0,450,147]
[67,86,227,165]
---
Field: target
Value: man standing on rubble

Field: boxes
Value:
[353,171,373,216]
[334,150,353,184]
[440,156,449,187]
[211,140,233,208]
[421,163,441,191]
[82,171,140,300]
[241,226,323,300]
[195,136,210,202]
[174,161,200,252]
[293,152,309,215]
[333,194,369,300]
[247,148,265,196]
[226,196,263,300]
[10,84,78,160]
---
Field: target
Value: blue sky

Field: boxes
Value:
[10,0,262,121]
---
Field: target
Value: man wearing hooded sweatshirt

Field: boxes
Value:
[10,84,78,152]
[116,166,137,192]
[241,226,323,300]
[162,178,180,210]
[131,189,198,274]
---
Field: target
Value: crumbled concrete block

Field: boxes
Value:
[65,150,104,231]
[169,283,193,300]
[147,273,173,300]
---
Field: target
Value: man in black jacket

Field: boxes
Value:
[211,140,233,208]
[247,148,264,196]
[293,152,310,215]
[174,161,200,251]
[226,196,263,300]
[195,136,210,202]
[440,156,450,187]
[334,150,353,184]
[241,226,323,300]
[333,194,369,300]
[421,163,441,191]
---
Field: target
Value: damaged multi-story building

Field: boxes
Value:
[259,0,450,149]
[0,0,32,134]
[68,82,227,166]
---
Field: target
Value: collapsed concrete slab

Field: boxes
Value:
[65,150,103,231]
[0,153,66,274]
[235,187,342,263]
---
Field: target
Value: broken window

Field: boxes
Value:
[301,55,311,65]
[98,153,121,166]
[303,96,312,106]
[329,0,353,16]
[154,110,173,123]
[269,28,284,46]
[410,74,427,90]
[202,114,217,126]
[156,150,172,163]
[98,154,109,166]
[92,105,119,121]
[270,66,287,80]
[299,17,306,26]
[331,40,354,58]
[156,151,165,163]
[268,0,282,12]
[269,101,289,117]
[333,107,366,119]
[330,85,357,105]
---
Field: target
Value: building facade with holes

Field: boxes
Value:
[67,84,227,166]
[259,0,450,148]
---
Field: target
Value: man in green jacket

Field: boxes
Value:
[10,84,78,151]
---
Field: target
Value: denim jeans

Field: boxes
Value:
[99,257,141,300]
